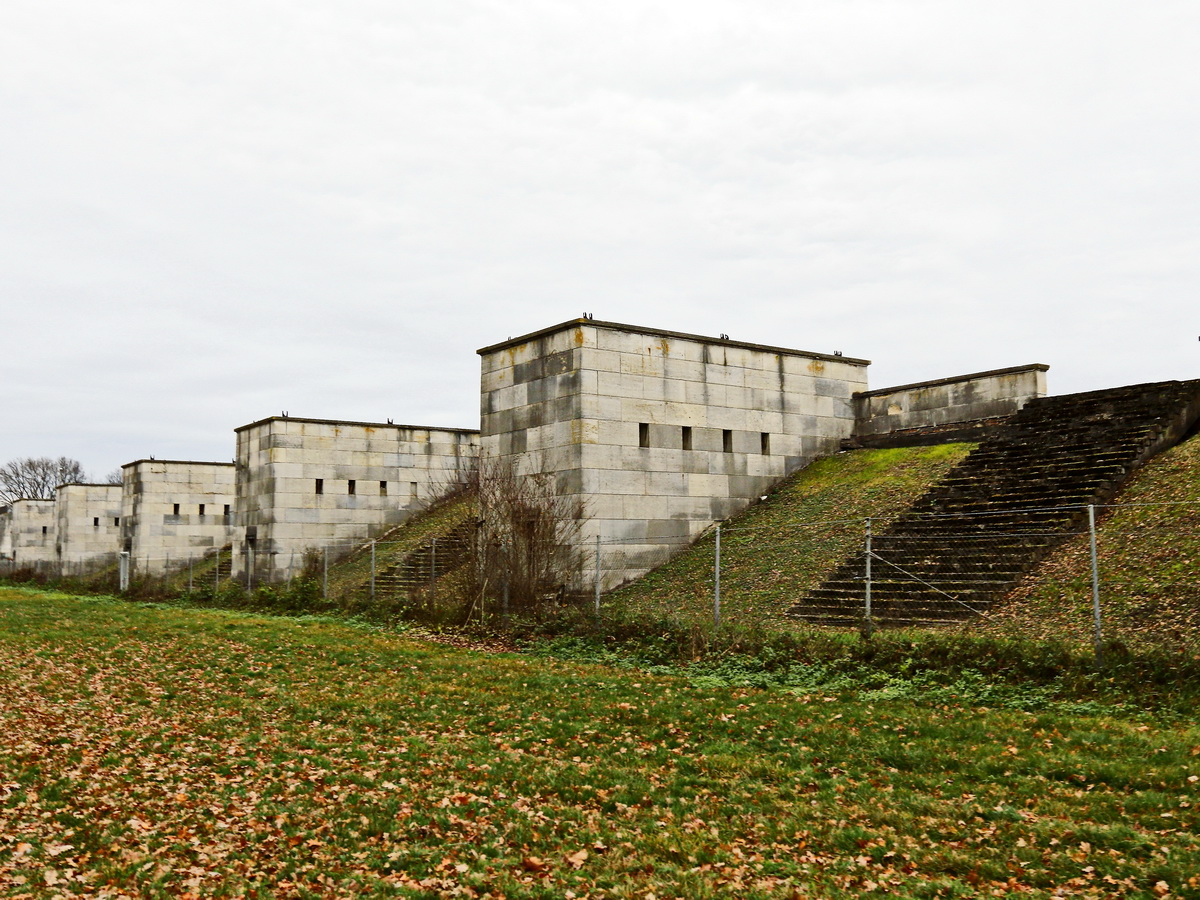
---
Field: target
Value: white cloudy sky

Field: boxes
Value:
[2,1,1198,477]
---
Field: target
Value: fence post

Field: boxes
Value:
[119,551,129,592]
[864,517,874,638]
[1088,504,1103,668]
[714,525,721,627]
[594,534,602,616]
[370,540,376,603]
[323,546,329,600]
[215,549,220,592]
[188,557,193,593]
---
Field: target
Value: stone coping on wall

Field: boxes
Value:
[853,364,1050,400]
[476,318,871,366]
[55,483,123,489]
[234,416,481,435]
[121,459,236,469]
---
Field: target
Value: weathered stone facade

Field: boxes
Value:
[1,499,57,569]
[54,484,122,573]
[121,460,237,575]
[233,416,479,583]
[478,319,871,587]
[850,364,1049,448]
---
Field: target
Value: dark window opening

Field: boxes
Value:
[93,517,99,527]
[761,432,771,455]
[723,429,734,453]
[639,423,650,448]
[681,426,693,451]
[113,517,120,527]
[348,479,356,495]
[172,503,180,516]
[224,504,231,517]
[198,503,206,517]
[379,480,388,496]
[315,479,324,495]
[42,526,48,535]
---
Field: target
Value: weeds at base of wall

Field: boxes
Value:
[513,607,1200,717]
[7,570,1199,716]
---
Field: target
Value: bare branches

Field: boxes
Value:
[465,456,588,618]
[0,457,88,505]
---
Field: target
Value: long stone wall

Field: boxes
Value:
[55,484,122,573]
[479,318,870,587]
[121,460,237,576]
[851,364,1049,447]
[234,416,479,583]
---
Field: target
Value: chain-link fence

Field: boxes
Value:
[2,499,1196,656]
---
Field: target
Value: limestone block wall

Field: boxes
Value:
[5,499,57,568]
[0,507,11,559]
[478,319,870,587]
[852,365,1049,446]
[234,416,480,583]
[55,484,122,572]
[121,460,237,576]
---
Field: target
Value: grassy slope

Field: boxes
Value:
[1,588,1198,899]
[606,444,974,629]
[989,433,1200,655]
[323,491,477,601]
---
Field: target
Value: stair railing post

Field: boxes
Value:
[714,525,721,627]
[1088,504,1103,668]
[864,517,874,638]
[370,540,376,603]
[594,534,602,617]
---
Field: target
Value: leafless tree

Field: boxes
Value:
[103,468,124,486]
[464,456,588,619]
[0,456,88,504]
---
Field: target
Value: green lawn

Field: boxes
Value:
[1,588,1198,898]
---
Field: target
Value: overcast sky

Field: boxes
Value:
[3,1,1198,477]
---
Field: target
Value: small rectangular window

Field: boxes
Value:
[681,426,693,451]
[93,517,99,527]
[638,423,650,448]
[223,504,231,517]
[348,479,356,495]
[172,503,180,516]
[379,480,388,496]
[198,503,205,517]
[42,526,48,535]
[113,517,120,527]
[410,482,418,501]
[315,479,324,495]
[761,432,771,455]
[723,429,734,453]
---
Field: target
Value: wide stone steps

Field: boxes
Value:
[787,379,1200,627]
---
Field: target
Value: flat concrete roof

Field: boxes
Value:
[234,415,480,435]
[477,318,871,366]
[855,364,1050,399]
[121,459,236,469]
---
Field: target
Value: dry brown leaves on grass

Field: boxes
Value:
[2,590,1200,898]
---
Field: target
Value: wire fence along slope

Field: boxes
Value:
[3,499,1197,658]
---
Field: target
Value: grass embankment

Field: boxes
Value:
[991,433,1200,655]
[321,492,476,606]
[2,588,1198,899]
[605,444,974,629]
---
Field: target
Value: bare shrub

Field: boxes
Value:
[462,456,588,621]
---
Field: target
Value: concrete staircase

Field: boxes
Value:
[787,380,1200,627]
[373,521,475,596]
